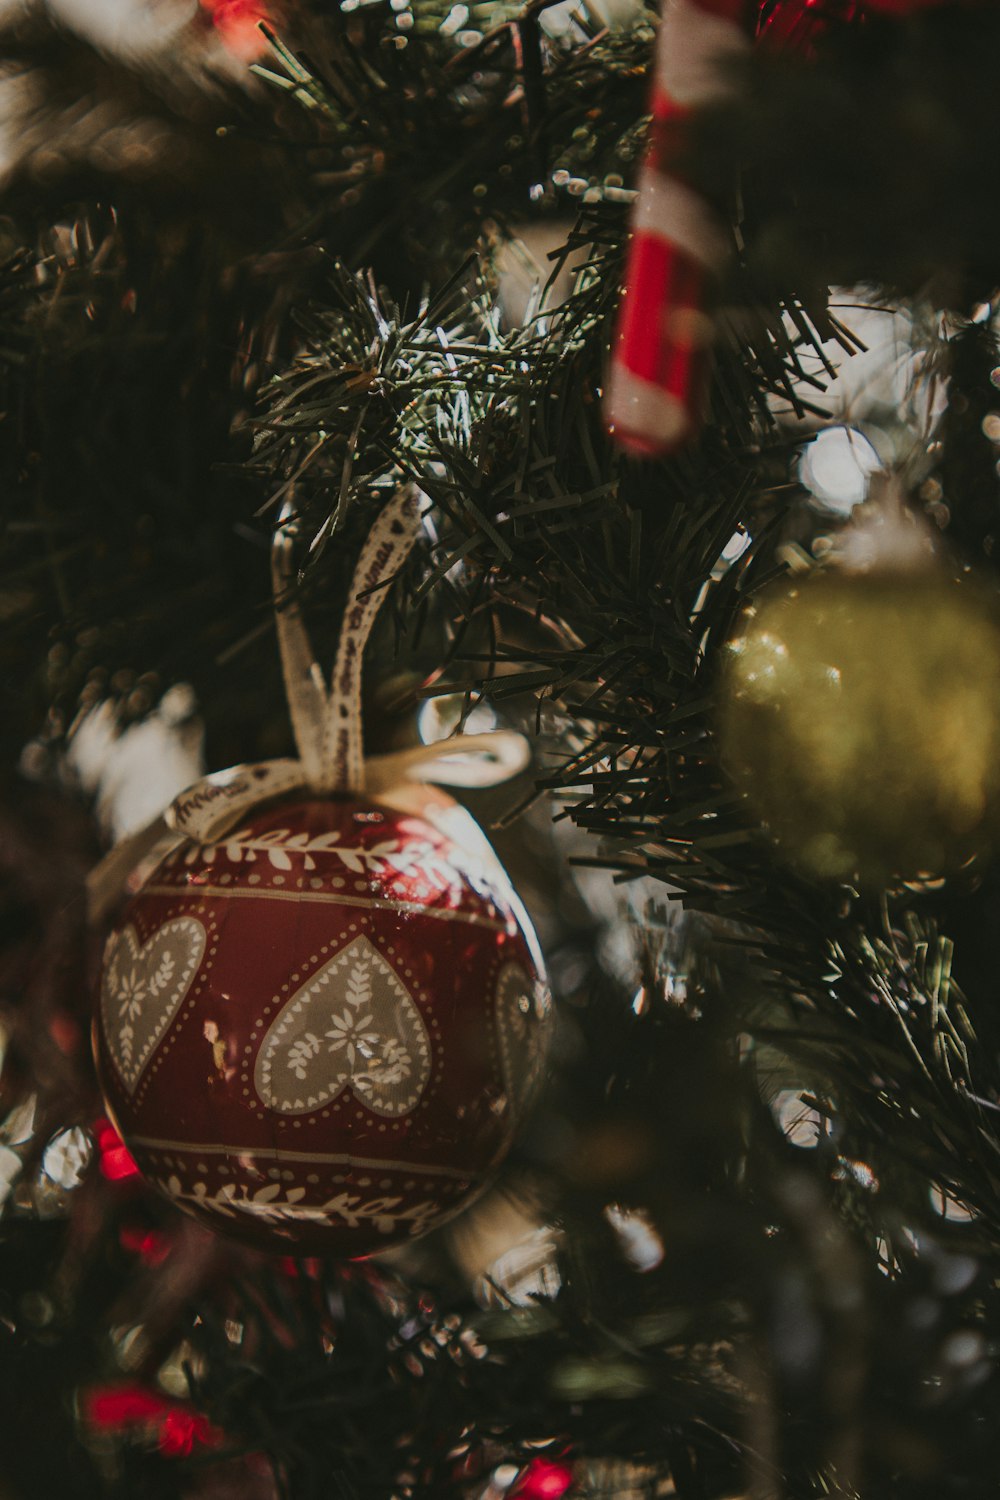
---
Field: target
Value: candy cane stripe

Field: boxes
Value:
[657,0,749,104]
[607,369,693,454]
[607,0,750,458]
[616,236,709,380]
[635,169,732,269]
[608,231,713,452]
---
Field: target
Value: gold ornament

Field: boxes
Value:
[718,570,1000,886]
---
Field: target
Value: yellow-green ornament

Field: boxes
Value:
[718,570,1000,887]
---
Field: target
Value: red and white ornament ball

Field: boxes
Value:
[95,795,550,1256]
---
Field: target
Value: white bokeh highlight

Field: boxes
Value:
[68,683,204,843]
[799,426,882,515]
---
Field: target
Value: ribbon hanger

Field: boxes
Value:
[272,488,423,796]
[87,489,530,923]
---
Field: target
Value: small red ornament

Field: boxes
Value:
[95,795,549,1256]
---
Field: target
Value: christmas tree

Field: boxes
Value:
[3,0,1000,1495]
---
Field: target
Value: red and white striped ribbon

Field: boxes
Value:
[606,0,750,457]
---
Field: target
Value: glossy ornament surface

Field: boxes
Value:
[718,571,1000,887]
[95,796,550,1256]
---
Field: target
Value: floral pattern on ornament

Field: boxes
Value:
[254,936,431,1117]
[155,1172,443,1240]
[173,824,502,904]
[100,918,207,1094]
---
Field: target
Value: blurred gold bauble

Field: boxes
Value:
[718,570,1000,886]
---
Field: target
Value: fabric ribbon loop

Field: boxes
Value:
[161,731,531,846]
[272,488,423,794]
[87,489,531,923]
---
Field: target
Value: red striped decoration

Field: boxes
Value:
[606,0,750,457]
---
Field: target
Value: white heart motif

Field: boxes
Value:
[100,918,207,1094]
[254,936,431,1117]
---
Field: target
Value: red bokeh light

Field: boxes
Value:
[119,1224,172,1266]
[201,0,271,60]
[515,1459,575,1500]
[81,1382,223,1456]
[94,1117,142,1182]
[279,1255,323,1278]
[159,1406,223,1457]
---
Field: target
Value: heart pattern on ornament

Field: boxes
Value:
[255,936,431,1118]
[101,918,207,1094]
